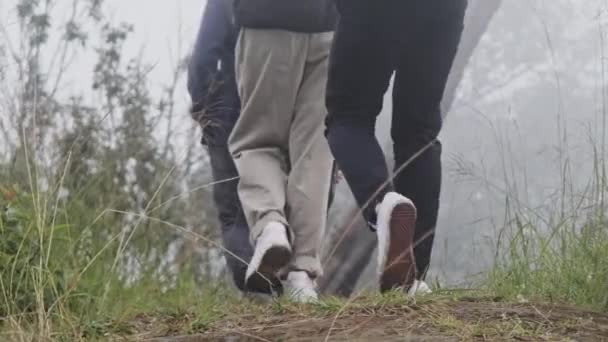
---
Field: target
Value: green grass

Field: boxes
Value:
[2,178,608,341]
[487,217,608,311]
[79,289,606,341]
[0,174,223,341]
[2,146,608,341]
[483,160,608,312]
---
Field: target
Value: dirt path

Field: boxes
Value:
[136,296,608,341]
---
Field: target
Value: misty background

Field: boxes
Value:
[1,0,605,290]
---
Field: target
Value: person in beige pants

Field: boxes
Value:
[228,21,335,301]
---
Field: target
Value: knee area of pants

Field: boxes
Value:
[326,108,378,124]
[393,140,442,165]
[325,116,377,136]
[392,126,441,144]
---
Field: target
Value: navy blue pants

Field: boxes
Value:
[202,110,253,292]
[325,0,467,278]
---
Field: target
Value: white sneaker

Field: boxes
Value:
[245,222,292,293]
[376,192,417,293]
[285,271,319,304]
[408,280,432,297]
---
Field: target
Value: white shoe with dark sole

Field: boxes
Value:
[408,280,433,297]
[376,192,418,293]
[245,222,292,293]
[285,271,319,304]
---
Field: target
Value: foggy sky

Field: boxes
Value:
[1,0,206,103]
[3,0,607,285]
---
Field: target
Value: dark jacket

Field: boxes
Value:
[234,0,338,33]
[187,0,240,116]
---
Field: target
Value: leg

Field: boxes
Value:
[200,110,253,292]
[229,28,306,242]
[206,144,253,292]
[286,32,335,280]
[229,29,307,292]
[202,110,242,232]
[326,0,418,292]
[392,0,467,278]
[325,0,396,226]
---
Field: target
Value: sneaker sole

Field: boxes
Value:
[380,202,417,293]
[245,246,291,294]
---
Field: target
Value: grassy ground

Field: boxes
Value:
[4,1,608,339]
[2,180,608,341]
[3,145,608,341]
[67,290,608,341]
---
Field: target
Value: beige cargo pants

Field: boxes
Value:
[229,29,334,279]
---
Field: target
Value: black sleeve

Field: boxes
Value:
[187,0,234,113]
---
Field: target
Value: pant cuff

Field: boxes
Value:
[250,211,290,245]
[289,256,323,279]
